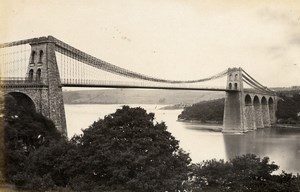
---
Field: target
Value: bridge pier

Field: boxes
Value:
[253,96,264,128]
[244,101,256,131]
[261,97,271,127]
[268,97,276,125]
[223,91,245,132]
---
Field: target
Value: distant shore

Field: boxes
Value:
[177,119,222,132]
[275,124,300,129]
[177,118,222,124]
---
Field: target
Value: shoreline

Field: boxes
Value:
[177,118,222,124]
[275,124,300,129]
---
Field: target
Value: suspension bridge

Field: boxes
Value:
[0,36,277,135]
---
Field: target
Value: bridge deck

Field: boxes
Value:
[61,83,236,91]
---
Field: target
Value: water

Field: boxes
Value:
[65,104,300,174]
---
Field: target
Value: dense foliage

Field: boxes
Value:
[3,95,64,189]
[65,106,191,191]
[178,98,225,123]
[276,93,300,123]
[4,104,191,191]
[187,154,300,192]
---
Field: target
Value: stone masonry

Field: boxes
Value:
[3,36,67,135]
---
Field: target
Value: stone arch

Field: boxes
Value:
[245,94,252,105]
[234,74,238,80]
[253,95,263,128]
[261,96,267,105]
[5,92,36,112]
[36,68,41,81]
[268,97,275,124]
[229,74,232,81]
[30,51,36,64]
[234,83,238,90]
[253,96,260,105]
[38,50,43,63]
[229,83,232,89]
[268,97,274,105]
[261,96,271,127]
[29,69,34,81]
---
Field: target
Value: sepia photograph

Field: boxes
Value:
[0,0,300,191]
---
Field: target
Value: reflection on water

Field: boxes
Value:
[223,128,300,173]
[65,104,300,173]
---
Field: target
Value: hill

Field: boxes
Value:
[63,89,224,105]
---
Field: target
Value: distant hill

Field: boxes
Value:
[63,89,225,105]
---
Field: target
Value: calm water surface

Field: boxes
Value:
[65,104,300,174]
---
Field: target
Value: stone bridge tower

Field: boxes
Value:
[4,37,67,135]
[223,67,277,133]
[223,68,245,132]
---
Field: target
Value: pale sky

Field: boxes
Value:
[1,0,300,87]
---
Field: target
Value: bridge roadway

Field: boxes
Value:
[61,83,237,92]
[0,79,237,92]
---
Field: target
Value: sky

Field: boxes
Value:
[1,0,300,87]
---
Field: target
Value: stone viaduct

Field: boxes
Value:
[223,68,277,133]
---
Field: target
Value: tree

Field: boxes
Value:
[276,93,300,123]
[67,106,191,191]
[188,154,299,192]
[3,95,63,189]
[178,98,224,123]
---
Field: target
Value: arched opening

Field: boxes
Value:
[234,83,238,90]
[253,96,260,106]
[268,97,275,124]
[229,74,232,81]
[31,51,36,64]
[245,95,252,106]
[229,83,232,89]
[5,92,36,113]
[244,94,254,130]
[261,97,267,105]
[268,97,274,106]
[234,74,238,80]
[38,50,43,63]
[28,69,34,81]
[254,96,263,128]
[36,68,41,81]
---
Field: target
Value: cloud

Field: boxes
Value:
[289,35,300,45]
[258,8,299,27]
